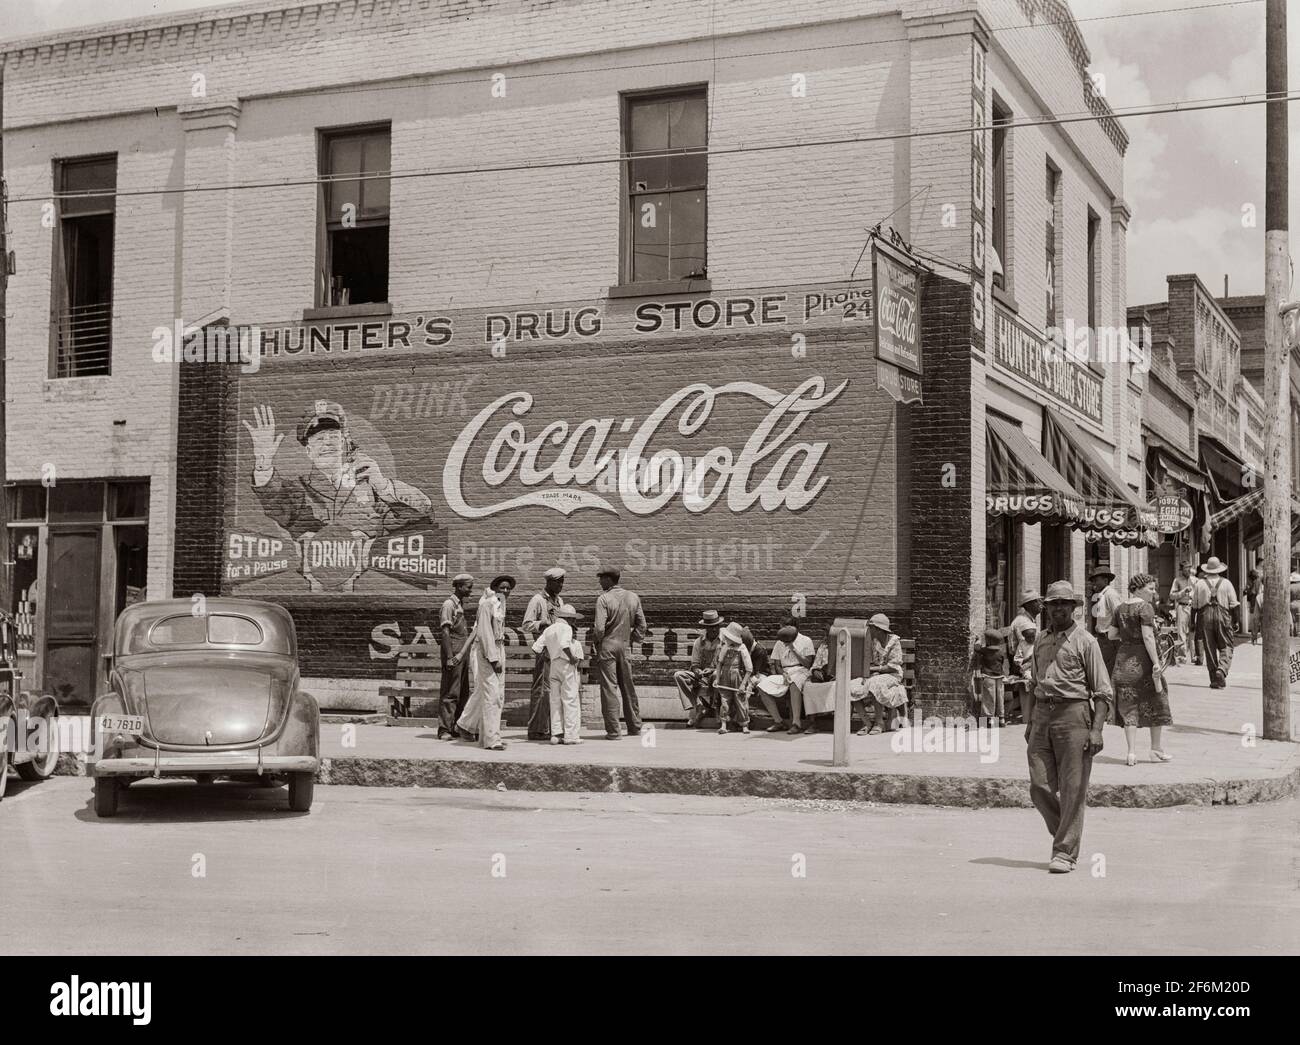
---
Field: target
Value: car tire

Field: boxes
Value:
[0,745,10,803]
[16,712,58,782]
[288,772,314,812]
[93,777,119,818]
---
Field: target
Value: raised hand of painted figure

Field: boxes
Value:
[242,405,284,476]
[348,451,394,501]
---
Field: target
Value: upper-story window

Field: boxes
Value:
[1045,162,1060,331]
[990,96,1010,293]
[621,88,708,286]
[318,124,390,308]
[51,155,116,378]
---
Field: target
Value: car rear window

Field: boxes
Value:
[149,614,264,647]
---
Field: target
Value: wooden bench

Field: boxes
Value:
[379,643,590,727]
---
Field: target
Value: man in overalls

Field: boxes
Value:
[1025,581,1113,874]
[591,565,648,739]
[1193,557,1240,689]
[437,573,475,740]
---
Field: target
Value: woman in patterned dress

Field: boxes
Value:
[1111,572,1173,766]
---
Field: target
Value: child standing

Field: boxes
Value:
[1007,624,1036,725]
[969,627,1010,728]
[532,604,585,745]
[715,622,754,735]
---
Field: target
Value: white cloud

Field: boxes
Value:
[1127,206,1263,304]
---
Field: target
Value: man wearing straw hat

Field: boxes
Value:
[1191,556,1239,689]
[532,604,585,745]
[1025,581,1112,874]
[675,609,723,727]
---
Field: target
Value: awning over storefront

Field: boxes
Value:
[986,415,1085,523]
[1142,428,1207,493]
[1200,434,1248,501]
[1211,487,1265,532]
[1042,409,1157,545]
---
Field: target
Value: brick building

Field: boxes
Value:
[2,0,1131,713]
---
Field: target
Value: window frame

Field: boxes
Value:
[617,84,710,292]
[315,122,392,310]
[1045,160,1060,332]
[49,154,118,380]
[1087,206,1101,371]
[990,96,1011,294]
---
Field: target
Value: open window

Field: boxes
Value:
[317,125,391,308]
[51,155,116,377]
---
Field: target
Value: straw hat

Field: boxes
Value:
[1201,556,1228,574]
[720,622,746,645]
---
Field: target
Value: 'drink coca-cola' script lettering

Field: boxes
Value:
[442,377,848,519]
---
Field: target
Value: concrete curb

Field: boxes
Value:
[314,755,1300,809]
[51,753,1299,808]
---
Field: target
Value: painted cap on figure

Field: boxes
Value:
[297,400,347,444]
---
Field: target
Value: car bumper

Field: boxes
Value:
[92,754,319,776]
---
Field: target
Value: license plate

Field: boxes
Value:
[99,714,144,736]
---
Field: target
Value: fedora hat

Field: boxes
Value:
[1201,556,1228,574]
[489,574,517,592]
[1089,566,1115,580]
[720,622,746,645]
[868,612,892,633]
[1043,580,1083,604]
[698,609,723,627]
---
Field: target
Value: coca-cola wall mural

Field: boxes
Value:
[220,282,903,602]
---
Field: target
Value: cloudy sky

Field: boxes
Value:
[0,0,1285,304]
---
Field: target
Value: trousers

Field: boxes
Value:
[438,654,471,733]
[548,659,582,741]
[597,644,641,735]
[527,650,552,739]
[1026,698,1094,864]
[460,647,504,747]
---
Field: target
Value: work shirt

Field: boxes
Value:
[437,594,470,661]
[475,592,506,665]
[688,635,721,673]
[592,585,648,652]
[531,618,583,664]
[1029,622,1114,704]
[253,467,431,539]
[521,591,562,638]
[772,633,816,689]
[1171,575,1194,606]
[1009,609,1038,648]
[1192,577,1239,611]
[1092,584,1123,638]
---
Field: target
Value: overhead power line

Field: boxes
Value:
[3,0,1263,126]
[8,87,1298,207]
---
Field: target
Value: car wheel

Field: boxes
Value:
[16,712,59,782]
[0,745,10,803]
[93,777,119,818]
[287,772,314,812]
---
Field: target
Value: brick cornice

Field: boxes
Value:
[177,100,242,131]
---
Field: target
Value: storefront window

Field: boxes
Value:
[987,515,1016,629]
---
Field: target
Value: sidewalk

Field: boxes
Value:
[313,642,1300,808]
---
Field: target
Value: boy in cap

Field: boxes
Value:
[437,573,475,740]
[1025,581,1112,873]
[522,567,567,740]
[592,565,648,739]
[969,627,1010,728]
[532,605,585,745]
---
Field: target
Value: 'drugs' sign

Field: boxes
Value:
[223,340,899,597]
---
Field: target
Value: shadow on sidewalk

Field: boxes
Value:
[969,857,1050,871]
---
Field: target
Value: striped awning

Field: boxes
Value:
[986,415,1085,523]
[1042,410,1157,546]
[1210,488,1265,531]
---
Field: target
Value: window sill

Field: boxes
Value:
[607,279,712,299]
[303,302,393,321]
[990,283,1018,313]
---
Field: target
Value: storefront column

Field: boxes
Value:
[172,101,241,598]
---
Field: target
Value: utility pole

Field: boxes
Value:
[1262,0,1291,742]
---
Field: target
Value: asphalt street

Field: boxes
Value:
[1,777,1296,955]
